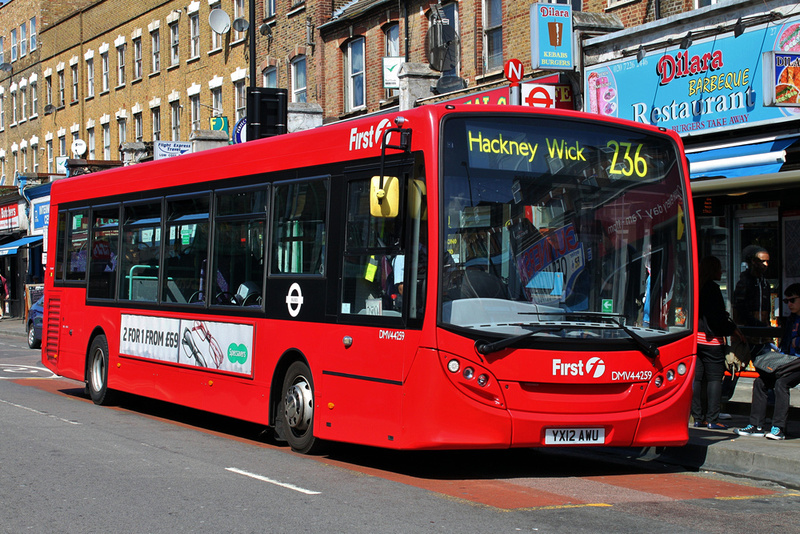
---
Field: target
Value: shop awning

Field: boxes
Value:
[687,137,798,180]
[0,235,43,256]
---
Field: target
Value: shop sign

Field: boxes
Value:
[530,2,573,70]
[32,198,50,233]
[584,16,800,135]
[451,80,573,109]
[763,51,800,106]
[154,141,192,160]
[0,202,19,231]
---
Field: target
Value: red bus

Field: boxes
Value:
[42,104,696,453]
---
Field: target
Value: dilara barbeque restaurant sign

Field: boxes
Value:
[584,16,800,135]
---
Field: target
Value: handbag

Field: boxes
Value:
[725,334,751,373]
[753,350,800,374]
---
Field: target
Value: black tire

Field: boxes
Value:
[87,335,115,405]
[280,361,320,454]
[27,322,40,349]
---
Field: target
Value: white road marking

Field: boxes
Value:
[225,467,321,495]
[0,364,57,379]
[0,398,81,425]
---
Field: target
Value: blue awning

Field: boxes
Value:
[687,137,798,180]
[0,235,43,256]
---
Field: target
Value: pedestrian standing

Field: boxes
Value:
[693,256,741,429]
[733,245,772,356]
[0,272,7,319]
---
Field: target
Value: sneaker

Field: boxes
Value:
[707,422,728,430]
[734,425,765,437]
[692,420,707,428]
[766,427,786,440]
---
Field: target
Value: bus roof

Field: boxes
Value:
[50,104,682,205]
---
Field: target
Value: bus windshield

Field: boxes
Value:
[440,115,691,342]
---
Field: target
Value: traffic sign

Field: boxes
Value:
[505,59,524,84]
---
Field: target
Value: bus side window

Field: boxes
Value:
[54,211,68,282]
[162,194,210,305]
[271,179,328,276]
[64,209,89,283]
[87,205,120,300]
[213,187,268,307]
[119,201,162,302]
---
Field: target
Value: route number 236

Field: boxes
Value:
[607,141,647,178]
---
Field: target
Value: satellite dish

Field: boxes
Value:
[232,17,249,32]
[0,62,12,72]
[209,9,231,35]
[44,104,55,114]
[427,21,460,72]
[259,23,272,38]
[71,139,87,158]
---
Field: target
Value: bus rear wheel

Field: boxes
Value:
[87,335,115,406]
[280,361,318,454]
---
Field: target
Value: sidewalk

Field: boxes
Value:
[3,314,800,488]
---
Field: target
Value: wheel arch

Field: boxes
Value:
[84,326,109,384]
[269,348,311,428]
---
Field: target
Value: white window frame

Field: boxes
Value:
[47,139,53,172]
[234,80,246,122]
[233,0,246,41]
[11,29,17,62]
[87,128,95,159]
[118,118,127,148]
[117,44,126,86]
[211,87,222,116]
[262,66,277,88]
[11,91,17,124]
[170,23,180,66]
[103,123,111,159]
[30,81,37,117]
[20,23,27,58]
[152,107,161,141]
[291,56,307,103]
[171,101,180,141]
[58,71,65,106]
[101,52,109,92]
[483,0,503,72]
[189,13,200,59]
[210,4,223,50]
[59,135,66,157]
[87,59,95,98]
[151,30,161,72]
[135,112,143,142]
[346,37,366,111]
[29,17,37,51]
[20,87,27,120]
[133,38,142,79]
[190,94,200,131]
[71,64,79,102]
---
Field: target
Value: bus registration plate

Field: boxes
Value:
[544,427,605,445]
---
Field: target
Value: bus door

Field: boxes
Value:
[321,160,427,445]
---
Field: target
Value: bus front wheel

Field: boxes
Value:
[280,361,318,454]
[87,335,115,406]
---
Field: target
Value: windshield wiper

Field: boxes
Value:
[563,312,659,358]
[475,326,564,355]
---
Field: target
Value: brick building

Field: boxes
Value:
[32,0,250,168]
